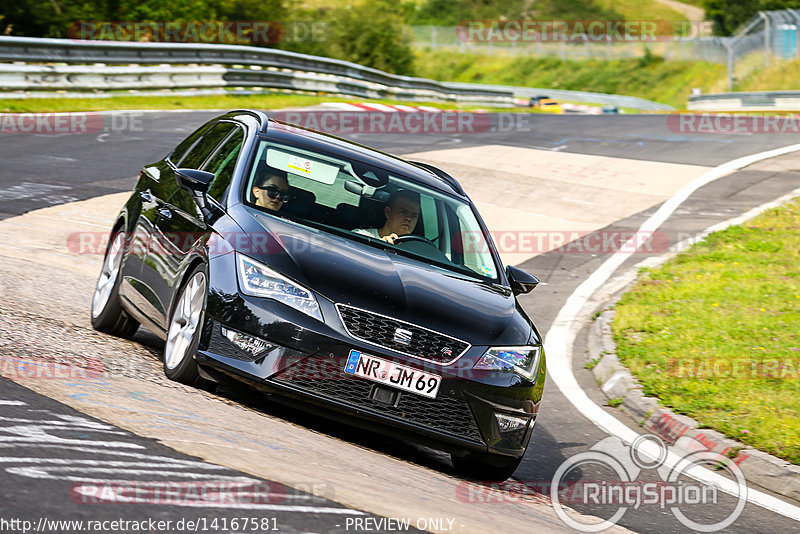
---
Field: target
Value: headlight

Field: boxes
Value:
[236,253,323,322]
[474,346,542,381]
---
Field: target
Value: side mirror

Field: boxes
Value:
[176,168,214,195]
[176,168,216,221]
[506,265,539,295]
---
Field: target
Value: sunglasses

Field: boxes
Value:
[258,185,290,203]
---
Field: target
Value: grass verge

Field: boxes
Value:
[414,49,726,108]
[612,198,800,465]
[0,91,522,113]
[735,57,800,92]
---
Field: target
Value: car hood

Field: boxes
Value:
[238,210,529,345]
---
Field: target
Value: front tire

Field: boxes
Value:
[451,451,523,481]
[91,230,139,338]
[163,264,207,386]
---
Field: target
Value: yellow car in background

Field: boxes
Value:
[527,95,562,113]
[535,98,562,113]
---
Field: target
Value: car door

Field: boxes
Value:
[120,122,215,325]
[145,121,242,330]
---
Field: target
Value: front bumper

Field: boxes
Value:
[198,253,545,457]
[198,317,544,458]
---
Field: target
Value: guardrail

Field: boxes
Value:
[0,36,672,110]
[0,36,513,104]
[688,91,800,111]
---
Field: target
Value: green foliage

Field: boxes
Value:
[735,56,800,91]
[637,46,664,68]
[0,0,414,75]
[405,0,624,25]
[612,198,800,465]
[111,0,218,21]
[704,0,800,36]
[0,0,220,38]
[212,0,287,22]
[323,0,416,75]
[0,92,475,113]
[585,356,603,370]
[608,397,625,408]
[414,49,726,108]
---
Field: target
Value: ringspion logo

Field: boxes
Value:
[457,435,747,532]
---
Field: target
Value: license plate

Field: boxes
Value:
[343,350,442,399]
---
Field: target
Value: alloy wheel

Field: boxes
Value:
[91,232,125,319]
[164,271,207,370]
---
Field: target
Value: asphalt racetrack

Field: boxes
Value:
[0,111,799,533]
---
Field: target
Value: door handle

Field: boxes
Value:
[139,191,153,203]
[158,207,172,219]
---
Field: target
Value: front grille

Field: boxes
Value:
[272,362,483,443]
[336,304,470,365]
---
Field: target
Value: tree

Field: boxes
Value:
[704,0,800,36]
[325,0,416,75]
[0,0,217,38]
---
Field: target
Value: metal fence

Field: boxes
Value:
[410,25,728,63]
[411,8,800,82]
[720,9,800,90]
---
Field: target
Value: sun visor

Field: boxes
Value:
[266,148,339,185]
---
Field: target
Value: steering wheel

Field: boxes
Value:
[393,234,435,245]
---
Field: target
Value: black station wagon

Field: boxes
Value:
[91,109,545,480]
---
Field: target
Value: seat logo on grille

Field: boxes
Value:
[393,328,413,346]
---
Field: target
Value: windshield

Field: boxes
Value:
[243,139,500,282]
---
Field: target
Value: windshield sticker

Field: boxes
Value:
[288,155,313,174]
[266,149,338,185]
[480,265,495,277]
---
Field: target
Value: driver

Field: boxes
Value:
[354,189,420,244]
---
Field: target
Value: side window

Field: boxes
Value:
[420,195,439,242]
[178,122,236,170]
[170,123,213,164]
[204,127,244,202]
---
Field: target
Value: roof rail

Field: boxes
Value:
[409,161,465,195]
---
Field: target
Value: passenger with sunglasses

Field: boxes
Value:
[252,169,290,212]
